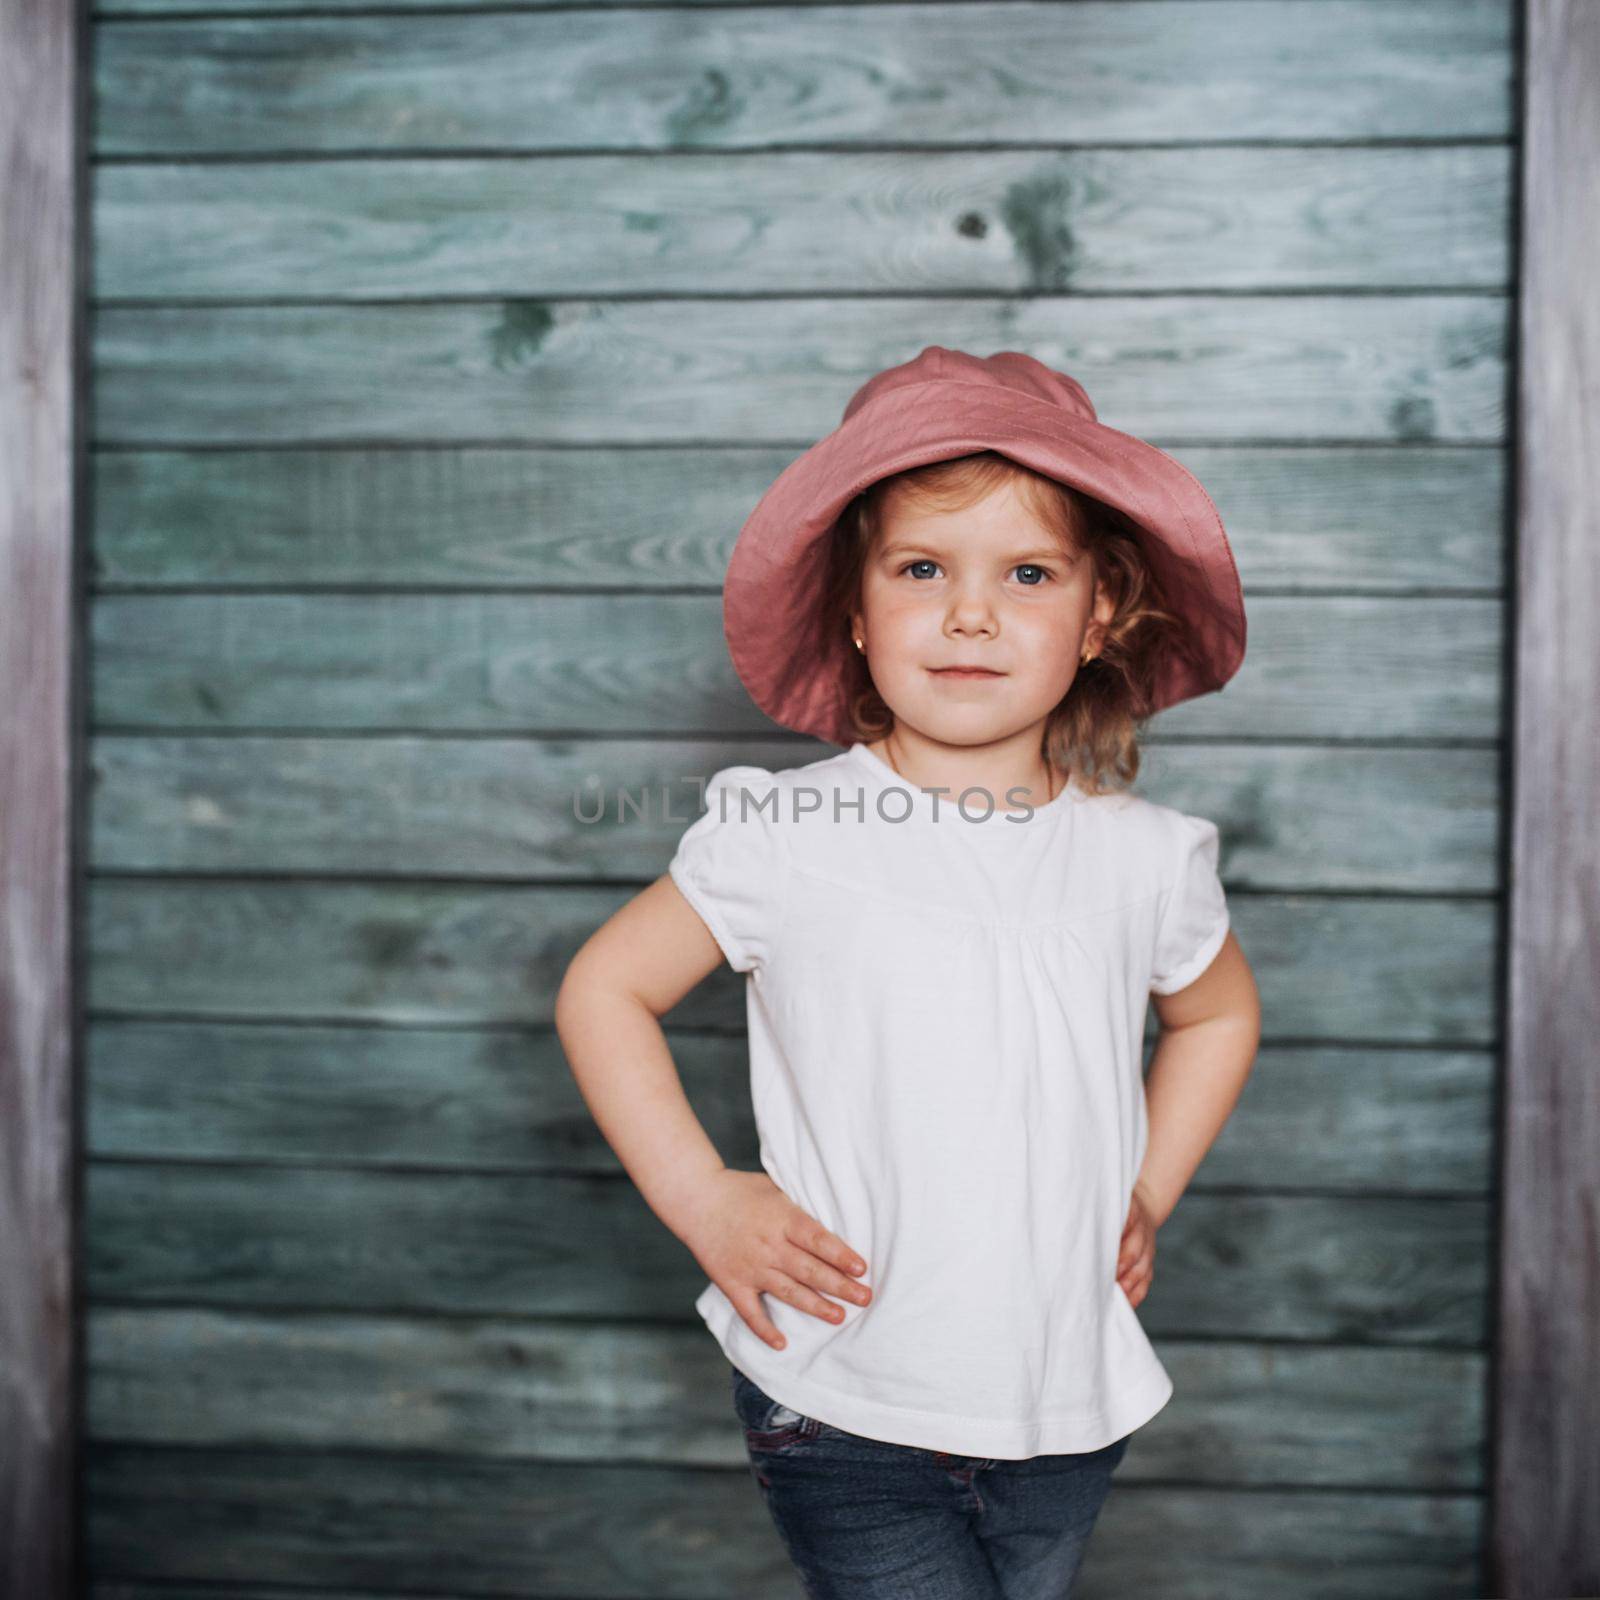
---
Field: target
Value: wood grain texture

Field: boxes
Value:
[83,1161,1489,1340]
[83,1019,1493,1193]
[75,0,1516,1590]
[89,443,1505,592]
[91,145,1511,300]
[84,876,1497,1040]
[85,737,1499,889]
[83,1443,1481,1598]
[90,295,1507,447]
[83,1310,1487,1489]
[91,1,1512,155]
[2,0,82,1581]
[1495,0,1600,1593]
[85,593,1501,737]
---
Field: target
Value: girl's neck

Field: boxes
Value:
[871,732,1062,813]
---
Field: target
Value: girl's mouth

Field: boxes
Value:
[929,667,1004,679]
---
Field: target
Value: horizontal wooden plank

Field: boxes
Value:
[85,1016,1492,1193]
[87,594,1502,739]
[85,1445,1481,1598]
[91,295,1507,446]
[92,2,1511,155]
[87,0,1484,17]
[89,442,1505,594]
[1196,1043,1492,1193]
[85,878,1497,1042]
[84,1021,758,1175]
[91,1588,432,1600]
[1130,744,1499,892]
[88,736,1499,892]
[85,1162,1489,1341]
[87,1309,1486,1488]
[92,144,1511,301]
[88,1444,801,1598]
[1090,1483,1480,1599]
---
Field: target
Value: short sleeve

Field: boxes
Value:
[668,765,790,974]
[1149,810,1231,994]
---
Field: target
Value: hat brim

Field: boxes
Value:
[723,378,1247,748]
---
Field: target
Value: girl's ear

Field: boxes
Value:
[1089,580,1117,640]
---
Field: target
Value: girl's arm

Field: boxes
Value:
[553,876,872,1350]
[1136,929,1262,1229]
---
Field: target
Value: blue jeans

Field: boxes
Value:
[731,1363,1131,1599]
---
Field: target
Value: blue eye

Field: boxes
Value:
[896,559,1053,583]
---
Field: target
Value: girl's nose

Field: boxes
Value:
[946,600,998,636]
[942,581,998,628]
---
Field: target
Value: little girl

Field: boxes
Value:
[556,346,1262,1599]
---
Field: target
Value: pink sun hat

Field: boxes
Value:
[721,344,1247,748]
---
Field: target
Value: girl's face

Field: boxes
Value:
[849,477,1114,749]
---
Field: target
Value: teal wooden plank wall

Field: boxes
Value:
[84,2,1511,1594]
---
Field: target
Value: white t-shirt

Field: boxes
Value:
[667,740,1230,1459]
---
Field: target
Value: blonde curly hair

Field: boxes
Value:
[819,451,1206,796]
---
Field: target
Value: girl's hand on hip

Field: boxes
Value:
[684,1168,872,1350]
[1116,1185,1158,1308]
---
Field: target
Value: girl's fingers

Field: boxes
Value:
[1118,1250,1154,1289]
[790,1216,868,1278]
[730,1286,788,1350]
[785,1243,872,1309]
[723,1213,874,1350]
[762,1267,852,1326]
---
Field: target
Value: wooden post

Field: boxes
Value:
[0,0,85,1587]
[1495,1,1600,1594]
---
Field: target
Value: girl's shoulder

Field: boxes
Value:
[701,748,860,814]
[1058,785,1224,914]
[1068,775,1218,832]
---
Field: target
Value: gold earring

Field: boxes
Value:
[854,638,864,651]
[1080,648,1096,665]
